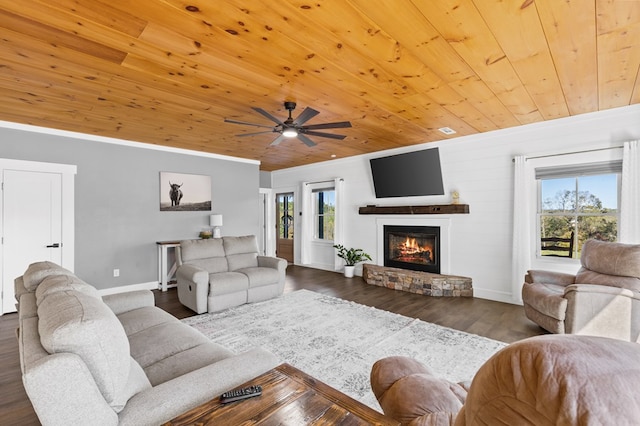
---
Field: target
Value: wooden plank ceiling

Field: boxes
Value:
[0,0,638,171]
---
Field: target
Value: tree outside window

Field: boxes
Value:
[313,189,335,240]
[539,174,618,258]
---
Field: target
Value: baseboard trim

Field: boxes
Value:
[473,288,522,305]
[98,281,158,296]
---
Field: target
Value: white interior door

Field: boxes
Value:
[2,170,62,313]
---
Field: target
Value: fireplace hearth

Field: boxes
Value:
[384,225,440,274]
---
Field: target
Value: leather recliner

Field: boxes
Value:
[370,335,640,425]
[522,239,640,342]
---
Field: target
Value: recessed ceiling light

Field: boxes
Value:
[331,154,337,158]
[438,127,456,135]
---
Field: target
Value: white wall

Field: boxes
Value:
[272,104,640,304]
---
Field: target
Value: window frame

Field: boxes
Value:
[525,149,624,271]
[311,186,335,242]
[535,172,620,260]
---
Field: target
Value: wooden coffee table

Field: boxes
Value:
[163,363,399,425]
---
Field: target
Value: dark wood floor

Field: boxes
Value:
[0,265,544,425]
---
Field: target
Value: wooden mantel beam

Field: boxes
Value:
[358,204,469,215]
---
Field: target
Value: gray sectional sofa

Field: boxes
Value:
[176,235,287,313]
[15,261,280,425]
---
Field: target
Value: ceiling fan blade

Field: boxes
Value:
[293,107,320,126]
[302,121,352,130]
[270,134,287,146]
[252,107,284,125]
[297,134,317,147]
[224,118,274,129]
[236,131,276,137]
[303,130,347,140]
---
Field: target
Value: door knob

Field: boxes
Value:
[46,243,61,248]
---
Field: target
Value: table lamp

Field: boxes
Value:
[210,214,223,238]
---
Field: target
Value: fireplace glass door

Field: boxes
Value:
[384,225,440,273]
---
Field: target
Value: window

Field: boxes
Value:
[536,161,621,258]
[312,188,335,240]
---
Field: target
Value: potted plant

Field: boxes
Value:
[333,244,372,277]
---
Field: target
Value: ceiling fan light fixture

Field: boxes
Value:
[282,128,298,138]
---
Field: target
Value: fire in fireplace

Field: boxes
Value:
[383,225,440,274]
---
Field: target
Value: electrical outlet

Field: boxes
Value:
[113,269,120,277]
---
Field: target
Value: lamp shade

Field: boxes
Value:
[209,214,223,227]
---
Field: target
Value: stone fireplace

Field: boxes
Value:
[369,217,472,297]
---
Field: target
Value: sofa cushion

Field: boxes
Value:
[116,306,178,337]
[580,239,640,279]
[237,266,281,287]
[521,282,567,320]
[35,274,100,305]
[180,239,229,273]
[575,267,640,292]
[127,321,211,371]
[461,335,640,425]
[143,342,234,386]
[23,261,75,291]
[224,236,259,270]
[209,272,249,295]
[37,290,132,411]
[181,238,225,260]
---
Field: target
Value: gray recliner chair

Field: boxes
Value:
[176,235,287,313]
[522,239,640,342]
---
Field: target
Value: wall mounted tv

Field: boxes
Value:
[369,147,445,198]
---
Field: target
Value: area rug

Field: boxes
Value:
[181,289,507,411]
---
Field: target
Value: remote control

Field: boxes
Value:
[219,385,262,404]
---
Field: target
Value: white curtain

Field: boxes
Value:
[511,155,530,303]
[620,140,640,243]
[333,178,345,271]
[300,182,312,265]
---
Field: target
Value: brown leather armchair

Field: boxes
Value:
[522,239,640,342]
[370,335,640,426]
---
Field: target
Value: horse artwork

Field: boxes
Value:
[169,182,183,206]
[160,172,211,211]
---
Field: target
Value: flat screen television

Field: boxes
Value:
[369,147,444,198]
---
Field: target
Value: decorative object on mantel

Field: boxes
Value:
[451,190,460,204]
[333,244,372,277]
[358,204,469,215]
[363,264,473,297]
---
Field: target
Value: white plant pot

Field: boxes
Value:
[344,265,355,278]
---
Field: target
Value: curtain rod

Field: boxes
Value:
[512,146,623,162]
[304,178,344,185]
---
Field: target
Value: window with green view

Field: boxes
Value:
[312,188,335,241]
[538,166,619,258]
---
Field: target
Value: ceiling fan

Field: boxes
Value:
[224,101,352,147]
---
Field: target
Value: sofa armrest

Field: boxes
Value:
[258,256,287,272]
[564,284,639,340]
[102,290,155,315]
[526,270,576,285]
[564,283,637,298]
[176,264,210,314]
[176,264,209,285]
[118,348,280,426]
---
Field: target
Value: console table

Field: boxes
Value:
[163,363,399,425]
[156,240,182,292]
